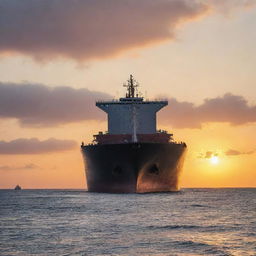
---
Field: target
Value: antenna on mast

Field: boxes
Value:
[123,74,139,98]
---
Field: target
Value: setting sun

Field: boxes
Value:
[210,156,219,165]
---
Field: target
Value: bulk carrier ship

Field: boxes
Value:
[81,75,186,193]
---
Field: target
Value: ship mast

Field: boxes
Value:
[123,74,139,98]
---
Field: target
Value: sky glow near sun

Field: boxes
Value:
[210,156,219,165]
[0,0,256,188]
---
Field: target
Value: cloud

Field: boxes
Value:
[0,163,39,171]
[0,0,208,61]
[0,138,77,154]
[159,93,256,128]
[198,151,218,159]
[198,149,255,159]
[0,83,255,128]
[205,0,256,12]
[0,82,110,126]
[225,149,255,156]
[0,0,253,62]
[0,0,254,62]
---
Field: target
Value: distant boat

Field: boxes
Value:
[14,185,21,190]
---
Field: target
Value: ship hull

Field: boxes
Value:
[81,143,186,193]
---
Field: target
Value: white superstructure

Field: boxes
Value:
[96,75,167,135]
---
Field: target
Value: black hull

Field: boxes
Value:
[81,143,186,193]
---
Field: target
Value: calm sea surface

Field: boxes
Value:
[0,189,255,256]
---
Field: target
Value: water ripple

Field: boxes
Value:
[0,188,255,256]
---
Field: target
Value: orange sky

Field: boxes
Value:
[0,0,255,189]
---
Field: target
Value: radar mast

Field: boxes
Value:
[123,74,139,98]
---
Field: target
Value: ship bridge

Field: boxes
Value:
[96,75,167,135]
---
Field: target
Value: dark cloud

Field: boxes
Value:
[0,82,110,126]
[225,149,255,156]
[0,138,77,154]
[0,163,39,171]
[0,83,255,128]
[0,0,253,62]
[0,0,208,61]
[159,94,256,128]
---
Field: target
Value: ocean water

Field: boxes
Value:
[0,189,255,256]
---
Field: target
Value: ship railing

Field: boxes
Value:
[170,141,187,146]
[157,129,168,134]
[85,141,186,146]
[96,98,168,103]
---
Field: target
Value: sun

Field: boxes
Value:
[210,156,219,165]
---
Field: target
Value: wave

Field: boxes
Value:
[145,224,237,233]
[147,224,199,230]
